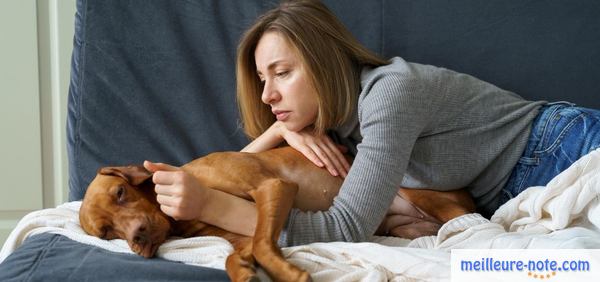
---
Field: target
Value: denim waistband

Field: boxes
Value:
[538,100,575,116]
[531,101,576,139]
[517,101,576,165]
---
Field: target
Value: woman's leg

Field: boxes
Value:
[500,102,600,205]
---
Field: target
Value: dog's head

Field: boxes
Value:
[79,165,171,258]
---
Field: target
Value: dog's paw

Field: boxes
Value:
[300,272,312,282]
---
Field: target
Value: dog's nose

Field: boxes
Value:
[131,222,150,244]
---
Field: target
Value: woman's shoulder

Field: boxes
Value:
[361,57,409,78]
[360,57,441,88]
[357,57,452,121]
[359,57,435,97]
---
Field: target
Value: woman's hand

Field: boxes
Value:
[279,123,350,178]
[144,160,257,236]
[242,121,350,177]
[143,161,206,221]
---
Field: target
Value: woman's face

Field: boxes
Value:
[254,31,319,132]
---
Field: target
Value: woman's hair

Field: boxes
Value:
[236,0,388,139]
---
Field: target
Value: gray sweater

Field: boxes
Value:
[278,57,545,247]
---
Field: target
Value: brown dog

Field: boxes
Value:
[79,146,474,282]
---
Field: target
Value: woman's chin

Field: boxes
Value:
[283,122,312,133]
[282,122,301,132]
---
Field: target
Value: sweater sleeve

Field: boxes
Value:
[278,73,435,247]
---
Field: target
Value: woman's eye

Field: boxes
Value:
[275,71,289,77]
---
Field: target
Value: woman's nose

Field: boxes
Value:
[261,80,281,104]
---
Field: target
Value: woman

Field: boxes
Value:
[145,0,600,247]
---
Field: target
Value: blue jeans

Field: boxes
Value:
[499,101,600,206]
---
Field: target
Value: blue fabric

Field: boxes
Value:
[383,0,600,109]
[67,0,600,201]
[0,233,229,282]
[500,102,600,206]
[66,0,383,201]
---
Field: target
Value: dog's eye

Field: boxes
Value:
[116,185,126,203]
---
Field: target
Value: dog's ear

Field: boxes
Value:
[98,165,152,186]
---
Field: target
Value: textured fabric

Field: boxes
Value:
[64,0,600,252]
[0,233,229,282]
[66,0,384,201]
[382,0,600,109]
[500,102,600,206]
[0,201,234,269]
[279,57,546,246]
[66,0,266,200]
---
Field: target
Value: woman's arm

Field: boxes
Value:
[144,160,258,236]
[243,121,350,177]
[144,120,348,236]
[197,187,257,236]
[241,121,285,153]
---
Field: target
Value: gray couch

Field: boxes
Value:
[2,1,599,280]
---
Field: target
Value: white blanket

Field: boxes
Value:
[2,148,600,281]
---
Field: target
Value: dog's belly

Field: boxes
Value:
[183,147,344,212]
[257,147,344,211]
[281,168,342,211]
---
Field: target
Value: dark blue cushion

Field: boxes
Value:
[67,0,258,200]
[0,233,229,282]
[383,0,600,109]
[66,0,387,201]
[67,0,600,201]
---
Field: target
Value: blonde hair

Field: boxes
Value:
[236,0,388,139]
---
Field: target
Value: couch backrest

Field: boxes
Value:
[68,0,600,200]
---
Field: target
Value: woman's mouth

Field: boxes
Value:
[274,111,291,121]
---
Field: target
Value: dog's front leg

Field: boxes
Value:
[225,238,258,282]
[249,178,311,282]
